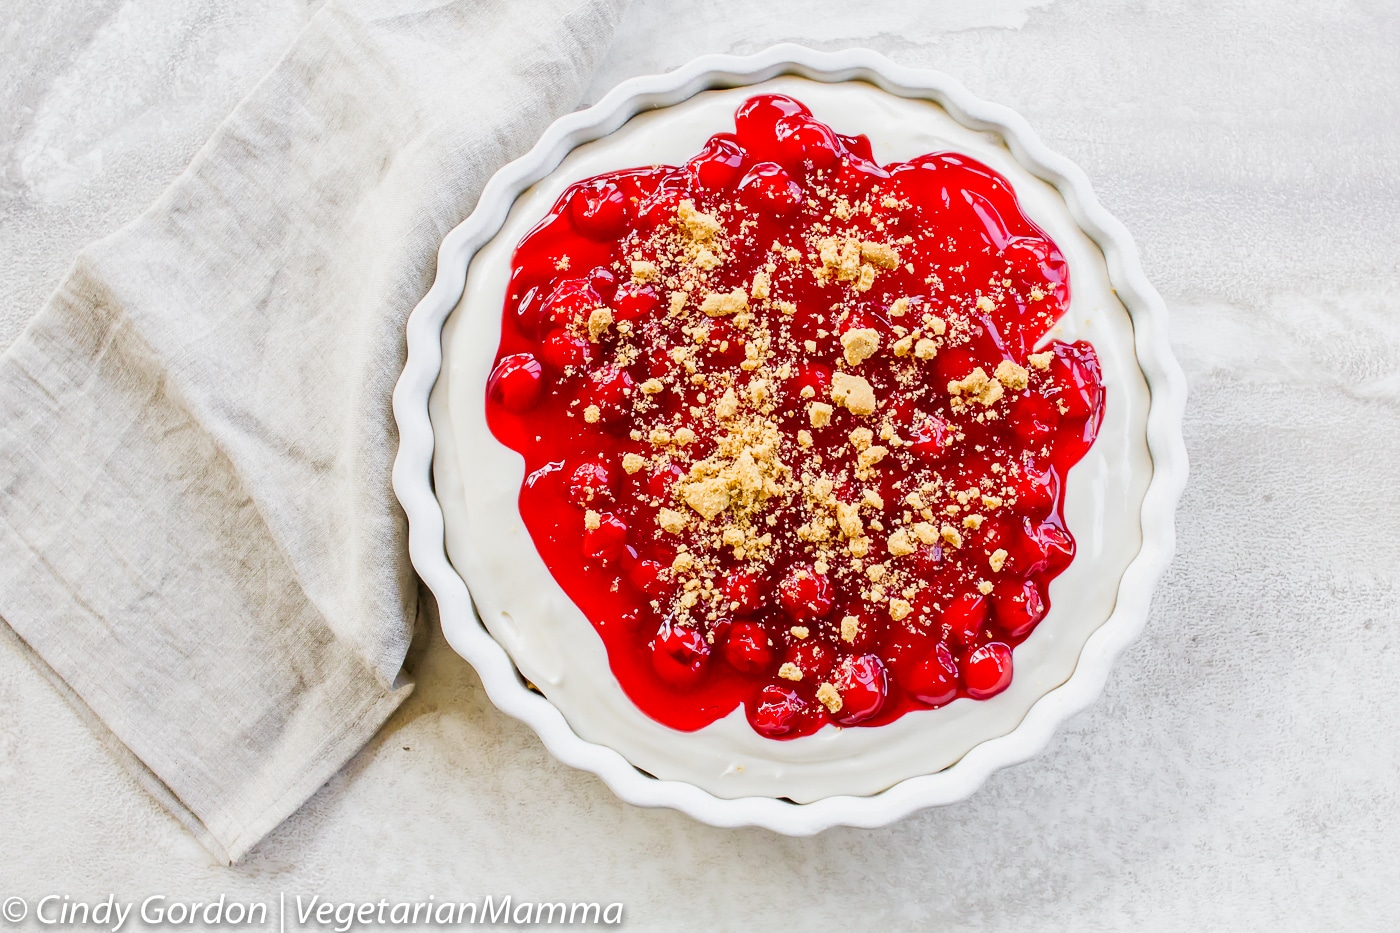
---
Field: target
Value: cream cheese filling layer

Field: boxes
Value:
[432,77,1151,802]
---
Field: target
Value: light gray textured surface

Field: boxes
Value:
[1,1,1397,929]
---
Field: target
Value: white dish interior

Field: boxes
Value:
[431,76,1152,801]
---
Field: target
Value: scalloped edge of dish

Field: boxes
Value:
[391,44,1188,834]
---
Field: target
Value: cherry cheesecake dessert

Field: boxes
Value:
[482,93,1105,740]
[434,79,1148,800]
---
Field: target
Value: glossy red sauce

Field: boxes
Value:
[485,94,1105,738]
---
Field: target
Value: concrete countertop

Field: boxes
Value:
[2,1,1397,928]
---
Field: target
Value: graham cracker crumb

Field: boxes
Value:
[990,548,1009,572]
[809,402,833,427]
[888,598,913,621]
[947,367,1005,407]
[751,271,771,300]
[835,501,864,539]
[840,615,860,643]
[657,508,687,534]
[831,372,877,416]
[583,510,601,531]
[778,662,804,682]
[860,241,899,269]
[622,453,647,474]
[840,327,881,366]
[587,307,613,342]
[1029,350,1054,370]
[677,199,721,242]
[790,626,810,640]
[816,682,843,714]
[583,404,601,424]
[857,446,888,470]
[994,360,1029,391]
[701,289,748,317]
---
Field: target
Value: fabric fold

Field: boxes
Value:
[0,0,628,863]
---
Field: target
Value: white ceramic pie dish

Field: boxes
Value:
[392,45,1187,833]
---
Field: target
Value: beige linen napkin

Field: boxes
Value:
[0,0,627,863]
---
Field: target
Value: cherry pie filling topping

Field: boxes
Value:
[485,94,1105,739]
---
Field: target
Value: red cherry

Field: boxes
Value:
[734,94,811,161]
[779,565,834,620]
[943,592,988,649]
[568,180,629,240]
[992,579,1046,638]
[749,684,814,738]
[738,162,804,215]
[650,621,710,687]
[1049,349,1103,421]
[784,639,835,681]
[907,413,950,459]
[584,365,635,423]
[543,278,603,327]
[1007,392,1058,443]
[487,353,544,412]
[934,347,977,386]
[831,654,889,725]
[644,347,677,384]
[636,186,684,231]
[612,282,661,322]
[1015,461,1056,514]
[724,572,764,616]
[723,622,773,673]
[836,132,874,163]
[567,461,612,507]
[963,642,1014,699]
[906,643,960,707]
[689,133,747,190]
[703,319,745,365]
[512,284,546,337]
[1031,522,1074,575]
[786,362,832,403]
[774,114,841,172]
[906,544,945,582]
[581,512,627,561]
[886,624,935,681]
[586,264,617,294]
[540,329,591,371]
[833,608,878,652]
[621,545,670,598]
[646,461,684,499]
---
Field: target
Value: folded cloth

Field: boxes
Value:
[0,0,627,863]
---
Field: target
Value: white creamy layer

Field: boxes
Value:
[432,77,1152,802]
